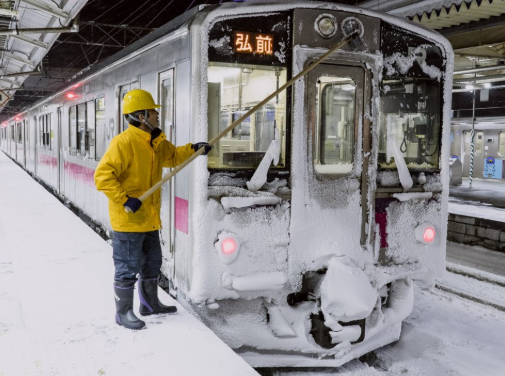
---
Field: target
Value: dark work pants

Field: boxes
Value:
[112,230,162,282]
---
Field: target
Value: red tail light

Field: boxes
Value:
[423,227,435,243]
[215,232,241,264]
[415,223,436,244]
[221,238,237,255]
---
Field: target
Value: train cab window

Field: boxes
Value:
[95,98,106,161]
[207,63,287,169]
[315,77,356,174]
[499,132,505,156]
[378,78,441,170]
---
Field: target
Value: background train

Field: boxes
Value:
[450,119,505,180]
[0,1,453,368]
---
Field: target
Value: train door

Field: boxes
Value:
[292,63,369,265]
[57,107,64,193]
[119,81,139,132]
[158,69,176,277]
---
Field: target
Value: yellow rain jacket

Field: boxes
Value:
[94,125,194,232]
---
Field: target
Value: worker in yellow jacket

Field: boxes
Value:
[94,89,211,330]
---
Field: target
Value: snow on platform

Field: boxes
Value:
[0,152,258,376]
[449,201,505,223]
[449,177,505,222]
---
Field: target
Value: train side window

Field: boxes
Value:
[39,116,44,148]
[69,106,77,155]
[16,122,22,144]
[46,114,52,150]
[87,101,95,159]
[379,79,441,170]
[77,103,86,156]
[95,97,106,161]
[499,132,505,156]
[160,71,174,139]
[315,77,356,174]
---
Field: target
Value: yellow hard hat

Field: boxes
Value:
[122,89,161,114]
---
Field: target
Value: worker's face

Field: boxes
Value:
[146,109,159,128]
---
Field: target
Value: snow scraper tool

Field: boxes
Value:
[125,31,363,212]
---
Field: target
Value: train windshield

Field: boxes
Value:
[315,76,357,174]
[207,63,287,169]
[378,78,441,170]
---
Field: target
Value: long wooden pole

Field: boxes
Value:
[126,32,357,212]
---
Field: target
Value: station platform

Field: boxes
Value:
[0,152,258,376]
[450,177,505,210]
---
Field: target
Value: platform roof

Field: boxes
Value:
[0,0,88,112]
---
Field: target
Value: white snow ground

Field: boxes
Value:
[1,151,505,376]
[0,152,258,376]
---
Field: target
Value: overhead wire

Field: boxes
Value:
[55,0,157,76]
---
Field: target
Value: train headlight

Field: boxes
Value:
[315,14,337,38]
[415,223,436,244]
[215,232,241,264]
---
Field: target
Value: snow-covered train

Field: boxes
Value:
[0,1,453,367]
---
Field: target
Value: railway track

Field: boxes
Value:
[435,263,505,312]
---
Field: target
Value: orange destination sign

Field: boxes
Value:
[234,32,274,55]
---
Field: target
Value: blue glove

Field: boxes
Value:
[192,142,213,155]
[124,197,142,213]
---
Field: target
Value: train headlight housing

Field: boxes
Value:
[315,14,337,38]
[415,223,436,244]
[215,232,241,264]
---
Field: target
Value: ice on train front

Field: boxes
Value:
[162,3,451,367]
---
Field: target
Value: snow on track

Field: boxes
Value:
[436,271,505,312]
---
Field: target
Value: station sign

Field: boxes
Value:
[208,12,290,67]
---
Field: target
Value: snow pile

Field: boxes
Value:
[320,256,377,326]
[222,271,287,291]
[221,196,281,213]
[264,301,297,337]
[386,114,413,191]
[246,128,281,192]
[392,192,432,202]
[208,35,233,56]
[383,45,442,81]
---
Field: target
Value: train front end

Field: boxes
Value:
[171,2,452,367]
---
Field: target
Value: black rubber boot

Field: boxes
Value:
[114,281,146,330]
[138,277,177,316]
